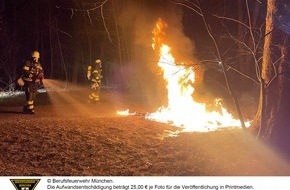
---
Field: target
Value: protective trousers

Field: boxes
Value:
[89,81,100,103]
[23,82,38,113]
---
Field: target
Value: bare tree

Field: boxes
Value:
[173,0,290,155]
[171,0,259,130]
[237,0,262,89]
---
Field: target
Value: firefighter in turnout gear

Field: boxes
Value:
[21,51,44,114]
[87,59,103,103]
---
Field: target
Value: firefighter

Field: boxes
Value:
[87,59,103,103]
[21,50,44,114]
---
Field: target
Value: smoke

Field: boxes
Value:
[118,0,195,61]
[117,0,197,106]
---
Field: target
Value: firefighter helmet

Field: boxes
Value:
[31,51,40,59]
[95,59,102,64]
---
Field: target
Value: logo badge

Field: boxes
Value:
[10,179,40,190]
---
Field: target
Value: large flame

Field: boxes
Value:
[144,18,249,132]
[117,18,249,132]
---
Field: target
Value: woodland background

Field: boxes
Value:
[1,0,290,157]
[0,0,263,94]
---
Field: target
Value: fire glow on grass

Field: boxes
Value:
[118,18,250,132]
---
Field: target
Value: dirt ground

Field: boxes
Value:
[0,85,290,176]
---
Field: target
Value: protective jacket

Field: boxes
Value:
[22,58,44,83]
[87,64,102,88]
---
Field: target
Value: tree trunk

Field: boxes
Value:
[251,0,290,155]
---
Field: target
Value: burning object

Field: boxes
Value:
[118,18,250,132]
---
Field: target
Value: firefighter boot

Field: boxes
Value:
[23,101,35,114]
[23,107,35,114]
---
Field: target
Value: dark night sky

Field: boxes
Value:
[1,0,208,61]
